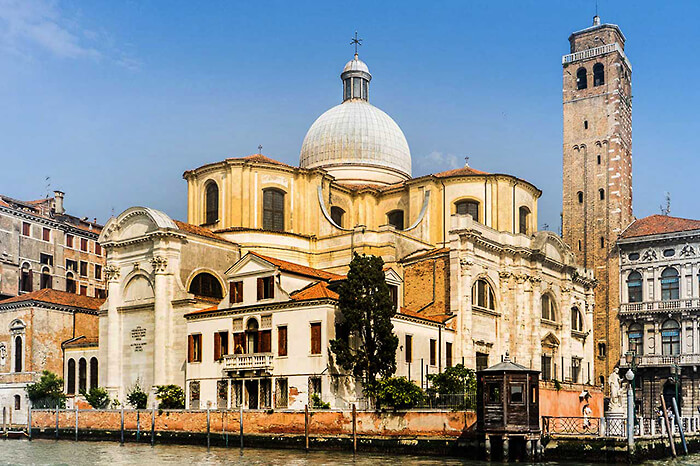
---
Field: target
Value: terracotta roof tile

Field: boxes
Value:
[620,215,700,239]
[431,166,489,177]
[398,307,452,324]
[0,289,104,311]
[249,252,343,281]
[235,154,292,167]
[173,220,236,244]
[63,336,99,348]
[401,247,450,262]
[290,281,339,301]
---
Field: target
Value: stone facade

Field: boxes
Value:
[0,191,106,301]
[0,289,101,424]
[561,17,634,387]
[617,215,700,417]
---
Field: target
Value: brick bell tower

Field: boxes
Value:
[562,16,633,389]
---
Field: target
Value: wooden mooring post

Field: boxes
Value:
[27,405,31,440]
[304,404,310,452]
[239,405,243,449]
[2,406,6,435]
[74,406,78,441]
[660,395,677,458]
[55,405,59,439]
[206,407,211,449]
[352,404,357,454]
[136,410,140,442]
[151,406,156,447]
[120,406,125,445]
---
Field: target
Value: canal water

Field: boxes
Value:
[0,439,699,465]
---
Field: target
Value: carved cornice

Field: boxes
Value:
[104,265,120,281]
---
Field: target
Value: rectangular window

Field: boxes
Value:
[476,352,489,372]
[230,281,243,304]
[541,354,552,381]
[22,222,30,236]
[309,377,322,401]
[79,261,88,277]
[95,288,106,299]
[66,259,77,272]
[233,381,243,407]
[571,357,581,383]
[257,276,274,300]
[80,238,88,252]
[40,253,53,266]
[233,332,245,354]
[66,234,74,248]
[94,242,102,256]
[275,378,288,408]
[405,335,412,363]
[446,342,453,368]
[217,380,228,409]
[510,384,524,404]
[20,269,32,292]
[389,284,399,308]
[95,264,102,280]
[486,382,501,404]
[429,339,436,366]
[188,334,202,362]
[42,227,50,242]
[214,331,229,360]
[79,285,87,296]
[310,322,322,355]
[278,326,288,357]
[260,329,272,353]
[189,381,200,410]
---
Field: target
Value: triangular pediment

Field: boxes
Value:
[225,253,276,277]
[541,332,560,348]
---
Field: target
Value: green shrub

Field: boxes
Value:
[373,377,424,410]
[426,364,476,397]
[310,393,330,409]
[80,387,110,409]
[127,381,149,409]
[154,384,185,409]
[26,371,66,409]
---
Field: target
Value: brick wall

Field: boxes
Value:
[403,252,450,317]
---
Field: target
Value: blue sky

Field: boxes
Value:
[1,0,698,231]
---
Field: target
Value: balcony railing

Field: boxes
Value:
[561,42,631,70]
[223,353,274,372]
[620,298,700,314]
[620,353,700,367]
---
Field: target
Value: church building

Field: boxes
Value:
[98,49,596,406]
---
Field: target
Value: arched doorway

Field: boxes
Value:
[663,380,680,412]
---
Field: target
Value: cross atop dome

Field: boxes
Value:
[350,31,362,56]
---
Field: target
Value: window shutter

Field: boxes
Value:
[188,335,194,363]
[278,326,288,357]
[230,282,236,305]
[260,330,271,353]
[267,278,274,299]
[257,278,264,300]
[214,332,221,361]
[28,270,33,292]
[310,323,321,355]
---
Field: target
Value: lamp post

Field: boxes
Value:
[625,351,641,427]
[670,363,681,407]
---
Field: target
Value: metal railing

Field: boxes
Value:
[222,353,273,371]
[543,415,700,438]
[542,416,604,436]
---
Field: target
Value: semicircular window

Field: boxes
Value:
[189,272,223,299]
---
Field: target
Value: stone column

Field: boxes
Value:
[151,255,169,386]
[105,265,122,399]
[654,321,661,356]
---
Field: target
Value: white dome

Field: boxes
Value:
[343,56,369,74]
[300,100,411,184]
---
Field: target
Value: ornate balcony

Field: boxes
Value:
[620,298,700,316]
[562,42,631,70]
[620,353,700,368]
[223,353,274,372]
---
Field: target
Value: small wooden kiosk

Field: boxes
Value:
[476,354,541,460]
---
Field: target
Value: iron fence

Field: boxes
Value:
[541,416,602,436]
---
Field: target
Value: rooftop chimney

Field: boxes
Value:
[54,190,65,215]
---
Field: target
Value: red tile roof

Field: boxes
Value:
[398,307,452,324]
[0,289,104,311]
[174,220,236,244]
[290,281,339,301]
[63,337,99,348]
[249,252,344,281]
[431,166,489,177]
[620,215,700,239]
[401,247,450,262]
[236,154,293,167]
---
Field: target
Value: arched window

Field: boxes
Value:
[246,318,259,354]
[661,320,681,355]
[541,294,557,321]
[262,189,285,231]
[593,63,604,86]
[14,336,22,373]
[627,271,642,303]
[518,206,530,235]
[78,358,87,392]
[628,323,643,355]
[90,357,98,390]
[330,206,345,228]
[67,359,76,394]
[661,268,680,301]
[205,182,219,225]
[66,272,76,294]
[20,263,32,292]
[471,279,496,310]
[188,272,223,299]
[599,189,605,200]
[576,67,587,90]
[577,191,583,204]
[41,266,52,289]
[455,200,480,222]
[386,210,404,230]
[571,307,584,332]
[14,395,20,410]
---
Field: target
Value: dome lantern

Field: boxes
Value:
[342,53,371,102]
